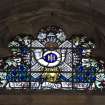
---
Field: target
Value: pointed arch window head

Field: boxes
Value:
[0,25,105,94]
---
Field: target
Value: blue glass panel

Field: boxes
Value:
[44,53,57,63]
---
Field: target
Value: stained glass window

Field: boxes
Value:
[0,26,105,93]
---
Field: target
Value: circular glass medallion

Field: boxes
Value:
[44,53,57,63]
[41,51,61,67]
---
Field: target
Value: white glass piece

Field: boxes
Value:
[31,73,41,79]
[9,82,29,89]
[96,73,105,81]
[32,40,44,47]
[42,82,61,89]
[61,53,65,57]
[14,58,21,63]
[59,62,72,72]
[56,32,66,42]
[65,49,72,66]
[61,82,72,88]
[48,32,55,37]
[8,41,19,47]
[31,82,40,89]
[38,32,46,40]
[31,63,43,71]
[61,73,72,80]
[91,83,95,90]
[31,56,37,66]
[0,72,7,80]
[18,36,22,41]
[56,40,61,45]
[47,33,57,42]
[60,49,66,54]
[82,58,90,67]
[0,72,7,87]
[6,83,11,90]
[24,37,31,47]
[75,41,79,46]
[62,56,65,62]
[74,83,90,89]
[59,40,72,48]
[90,59,97,67]
[38,59,49,66]
[34,49,43,60]
[0,80,7,88]
[48,60,60,67]
[95,81,103,89]
[57,57,61,61]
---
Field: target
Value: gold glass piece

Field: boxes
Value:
[43,67,60,83]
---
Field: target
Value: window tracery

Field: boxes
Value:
[0,25,105,92]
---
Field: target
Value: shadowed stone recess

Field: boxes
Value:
[0,0,105,105]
